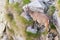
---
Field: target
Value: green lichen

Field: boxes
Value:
[26,31,40,40]
[13,2,22,14]
[42,30,48,36]
[23,0,30,5]
[5,13,19,31]
[47,6,55,16]
[18,16,33,25]
[50,23,56,29]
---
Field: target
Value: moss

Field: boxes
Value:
[18,16,33,26]
[42,30,48,36]
[47,6,55,16]
[5,13,19,31]
[5,13,13,21]
[50,23,56,29]
[26,37,32,40]
[13,2,19,8]
[6,0,9,4]
[26,31,40,40]
[8,28,15,35]
[11,20,19,31]
[58,0,60,4]
[13,2,22,14]
[23,0,30,5]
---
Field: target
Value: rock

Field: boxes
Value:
[53,10,58,26]
[23,1,46,13]
[1,34,8,40]
[47,0,55,5]
[30,0,39,2]
[9,0,14,4]
[0,12,5,23]
[28,1,46,12]
[0,23,5,37]
[53,10,60,34]
[21,12,32,21]
[9,0,22,4]
[43,0,49,2]
[30,0,49,2]
[26,26,37,34]
[30,0,54,6]
[54,36,59,40]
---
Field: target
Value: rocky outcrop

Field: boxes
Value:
[23,0,47,13]
[53,10,60,35]
[0,0,7,40]
[53,0,60,35]
[0,0,60,40]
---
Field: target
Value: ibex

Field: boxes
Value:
[26,7,50,32]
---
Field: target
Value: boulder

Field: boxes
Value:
[23,1,46,13]
[0,23,5,37]
[53,10,60,34]
[1,34,8,40]
[30,0,49,2]
[9,0,22,4]
[54,36,59,40]
[26,26,37,34]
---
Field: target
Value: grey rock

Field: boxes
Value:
[26,26,37,34]
[54,36,59,40]
[23,1,47,13]
[9,0,22,4]
[0,23,5,37]
[1,34,8,40]
[30,0,49,2]
[53,10,60,35]
[53,11,58,26]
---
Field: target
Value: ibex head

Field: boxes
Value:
[26,6,34,14]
